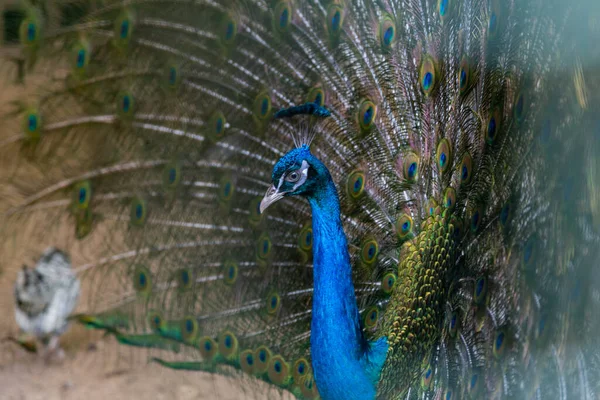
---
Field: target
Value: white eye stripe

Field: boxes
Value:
[291,160,309,191]
[277,160,309,193]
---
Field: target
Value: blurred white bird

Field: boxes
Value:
[13,248,80,361]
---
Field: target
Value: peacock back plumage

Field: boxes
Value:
[1,0,600,399]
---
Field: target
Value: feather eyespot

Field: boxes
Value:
[428,198,439,216]
[130,196,147,226]
[436,139,453,173]
[26,22,36,41]
[147,311,162,332]
[168,66,178,86]
[218,176,235,203]
[420,55,438,96]
[327,5,344,36]
[222,260,239,285]
[163,161,181,190]
[357,99,377,132]
[459,68,467,89]
[458,57,470,95]
[467,370,483,395]
[489,13,497,35]
[486,116,497,143]
[266,293,281,315]
[492,329,507,358]
[346,170,366,199]
[448,310,459,337]
[443,187,456,209]
[25,22,37,43]
[438,0,452,20]
[488,0,502,41]
[268,355,290,385]
[220,14,237,45]
[72,40,91,74]
[181,317,198,342]
[293,358,310,381]
[396,214,413,240]
[254,346,272,374]
[27,113,38,132]
[274,1,292,33]
[114,11,135,48]
[298,225,313,252]
[120,19,130,39]
[198,336,218,361]
[133,266,152,294]
[20,15,41,46]
[176,268,193,291]
[180,270,190,286]
[379,15,396,49]
[208,111,227,142]
[164,64,182,90]
[459,153,473,185]
[76,50,85,67]
[360,239,379,265]
[469,206,482,232]
[117,92,135,118]
[218,331,238,359]
[486,108,502,144]
[256,233,273,261]
[474,276,487,304]
[421,363,433,389]
[402,152,420,182]
[364,306,379,329]
[168,168,177,183]
[381,273,397,294]
[122,95,131,113]
[73,181,92,210]
[248,197,264,225]
[23,109,42,140]
[253,92,272,121]
[240,349,255,374]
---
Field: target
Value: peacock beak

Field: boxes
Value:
[260,185,285,213]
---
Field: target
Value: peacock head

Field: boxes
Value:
[260,145,330,213]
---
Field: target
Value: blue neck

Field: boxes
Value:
[307,172,387,400]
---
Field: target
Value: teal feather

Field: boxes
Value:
[1,0,600,399]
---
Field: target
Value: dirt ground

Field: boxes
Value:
[0,63,290,400]
[0,348,274,400]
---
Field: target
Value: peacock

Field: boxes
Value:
[1,0,600,398]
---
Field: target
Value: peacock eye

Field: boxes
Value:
[285,170,301,183]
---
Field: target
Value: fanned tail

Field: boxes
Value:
[1,0,600,399]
